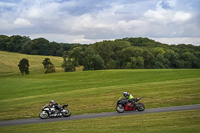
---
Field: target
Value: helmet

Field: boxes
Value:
[123,92,128,97]
[50,100,54,104]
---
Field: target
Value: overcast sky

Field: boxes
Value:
[0,0,200,45]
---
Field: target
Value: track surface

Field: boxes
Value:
[0,104,199,127]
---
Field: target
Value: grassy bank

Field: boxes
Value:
[0,110,199,133]
[0,51,200,121]
[0,69,199,121]
[0,51,63,75]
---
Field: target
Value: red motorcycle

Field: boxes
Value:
[116,97,145,113]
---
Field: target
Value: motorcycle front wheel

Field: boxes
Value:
[116,104,125,113]
[39,111,49,119]
[62,109,71,117]
[136,103,145,111]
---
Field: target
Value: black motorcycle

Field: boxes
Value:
[116,97,145,113]
[39,104,71,119]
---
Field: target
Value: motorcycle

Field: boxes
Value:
[116,97,145,113]
[39,104,71,119]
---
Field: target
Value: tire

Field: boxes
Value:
[62,110,71,117]
[116,104,125,113]
[39,111,49,119]
[136,103,145,111]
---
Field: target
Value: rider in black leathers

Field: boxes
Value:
[49,100,62,112]
[123,92,136,107]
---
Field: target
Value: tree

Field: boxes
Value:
[164,49,180,68]
[83,53,105,70]
[120,46,136,68]
[120,46,144,68]
[45,65,56,73]
[152,47,165,68]
[62,51,78,72]
[106,59,116,69]
[91,41,114,68]
[21,40,32,54]
[7,35,30,52]
[62,58,78,72]
[180,52,200,68]
[42,58,55,73]
[91,40,131,69]
[143,49,155,69]
[30,38,49,55]
[68,46,84,65]
[49,42,62,56]
[0,35,9,51]
[125,56,144,69]
[18,58,29,75]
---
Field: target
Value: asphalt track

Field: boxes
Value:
[0,104,199,127]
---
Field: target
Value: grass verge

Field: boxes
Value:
[0,109,199,133]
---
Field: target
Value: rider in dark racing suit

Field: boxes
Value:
[123,92,136,107]
[49,100,62,113]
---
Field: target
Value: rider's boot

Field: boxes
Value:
[132,102,136,108]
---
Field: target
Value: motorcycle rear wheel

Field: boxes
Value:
[62,110,71,117]
[116,104,125,113]
[136,103,145,111]
[39,111,49,119]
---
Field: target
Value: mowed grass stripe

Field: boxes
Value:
[1,69,200,100]
[0,77,199,103]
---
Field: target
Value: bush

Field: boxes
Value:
[42,58,55,73]
[18,58,29,75]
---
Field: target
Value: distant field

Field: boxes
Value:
[0,51,200,121]
[0,51,63,75]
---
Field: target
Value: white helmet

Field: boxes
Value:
[50,100,54,104]
[123,92,128,97]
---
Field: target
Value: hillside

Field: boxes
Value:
[0,51,63,75]
[0,51,199,124]
[0,68,199,121]
[1,35,200,70]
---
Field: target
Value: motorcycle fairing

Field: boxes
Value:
[125,103,135,111]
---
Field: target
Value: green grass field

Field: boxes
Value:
[0,51,64,75]
[0,51,200,132]
[0,110,199,133]
[0,51,200,121]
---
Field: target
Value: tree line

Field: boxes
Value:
[65,38,200,70]
[1,35,200,70]
[0,35,83,56]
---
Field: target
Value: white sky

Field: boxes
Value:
[0,0,200,45]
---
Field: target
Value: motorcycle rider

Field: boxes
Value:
[123,92,136,107]
[49,100,62,113]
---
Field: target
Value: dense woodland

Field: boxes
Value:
[1,35,200,70]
